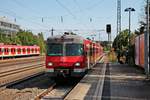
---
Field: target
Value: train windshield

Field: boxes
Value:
[47,43,63,56]
[66,44,83,56]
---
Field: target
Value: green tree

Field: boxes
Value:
[113,29,135,64]
[17,30,35,45]
[113,29,129,50]
[37,33,45,54]
[1,30,46,54]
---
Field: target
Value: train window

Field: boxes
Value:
[4,48,8,53]
[27,48,30,53]
[32,48,34,53]
[35,48,37,53]
[66,44,83,56]
[11,48,14,52]
[47,43,63,56]
[23,48,26,53]
[17,48,21,54]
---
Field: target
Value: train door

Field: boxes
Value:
[27,48,30,54]
[11,48,15,55]
[31,48,34,54]
[4,48,9,55]
[84,41,90,69]
[0,48,3,55]
[22,48,26,54]
[35,48,37,54]
[17,48,21,55]
[87,45,90,69]
[89,43,94,67]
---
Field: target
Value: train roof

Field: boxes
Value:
[0,45,39,48]
[47,34,85,43]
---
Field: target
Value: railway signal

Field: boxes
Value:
[106,24,112,48]
[106,24,111,33]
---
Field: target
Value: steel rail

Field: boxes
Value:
[0,56,44,63]
[0,58,44,68]
[0,72,44,93]
[0,63,44,77]
[34,81,79,100]
[34,83,56,100]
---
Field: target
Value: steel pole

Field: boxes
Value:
[128,10,131,64]
[129,10,131,46]
[148,0,150,78]
[145,0,150,79]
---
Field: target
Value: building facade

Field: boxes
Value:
[0,16,20,34]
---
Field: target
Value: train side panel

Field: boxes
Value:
[0,45,40,58]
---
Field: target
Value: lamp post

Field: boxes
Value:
[145,0,150,79]
[124,7,135,47]
[124,7,135,64]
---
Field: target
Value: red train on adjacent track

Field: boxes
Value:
[0,44,40,59]
[45,33,103,77]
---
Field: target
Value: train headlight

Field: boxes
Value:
[48,62,53,66]
[75,62,80,67]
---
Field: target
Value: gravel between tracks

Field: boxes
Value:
[0,74,54,100]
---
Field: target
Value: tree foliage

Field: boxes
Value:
[0,30,45,54]
[113,29,129,50]
[113,29,136,64]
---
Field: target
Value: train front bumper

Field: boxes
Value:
[45,68,86,77]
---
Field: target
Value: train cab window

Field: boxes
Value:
[66,44,83,56]
[47,43,63,56]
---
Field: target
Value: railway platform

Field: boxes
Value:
[65,61,150,99]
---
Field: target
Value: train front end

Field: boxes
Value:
[45,34,87,77]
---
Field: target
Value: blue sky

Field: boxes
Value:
[0,0,145,40]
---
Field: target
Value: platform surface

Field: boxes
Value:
[65,62,150,100]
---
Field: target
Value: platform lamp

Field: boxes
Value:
[124,7,135,47]
[124,7,135,64]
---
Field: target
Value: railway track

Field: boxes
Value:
[0,63,45,87]
[0,56,45,68]
[0,72,54,100]
[0,55,43,61]
[0,61,45,73]
[34,78,81,100]
[0,72,44,92]
[0,63,44,77]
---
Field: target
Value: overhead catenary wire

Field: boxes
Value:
[55,0,90,31]
[13,0,42,16]
[0,9,50,30]
[1,0,106,36]
[55,0,76,19]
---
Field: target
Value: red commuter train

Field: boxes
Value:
[45,33,103,77]
[0,44,40,58]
